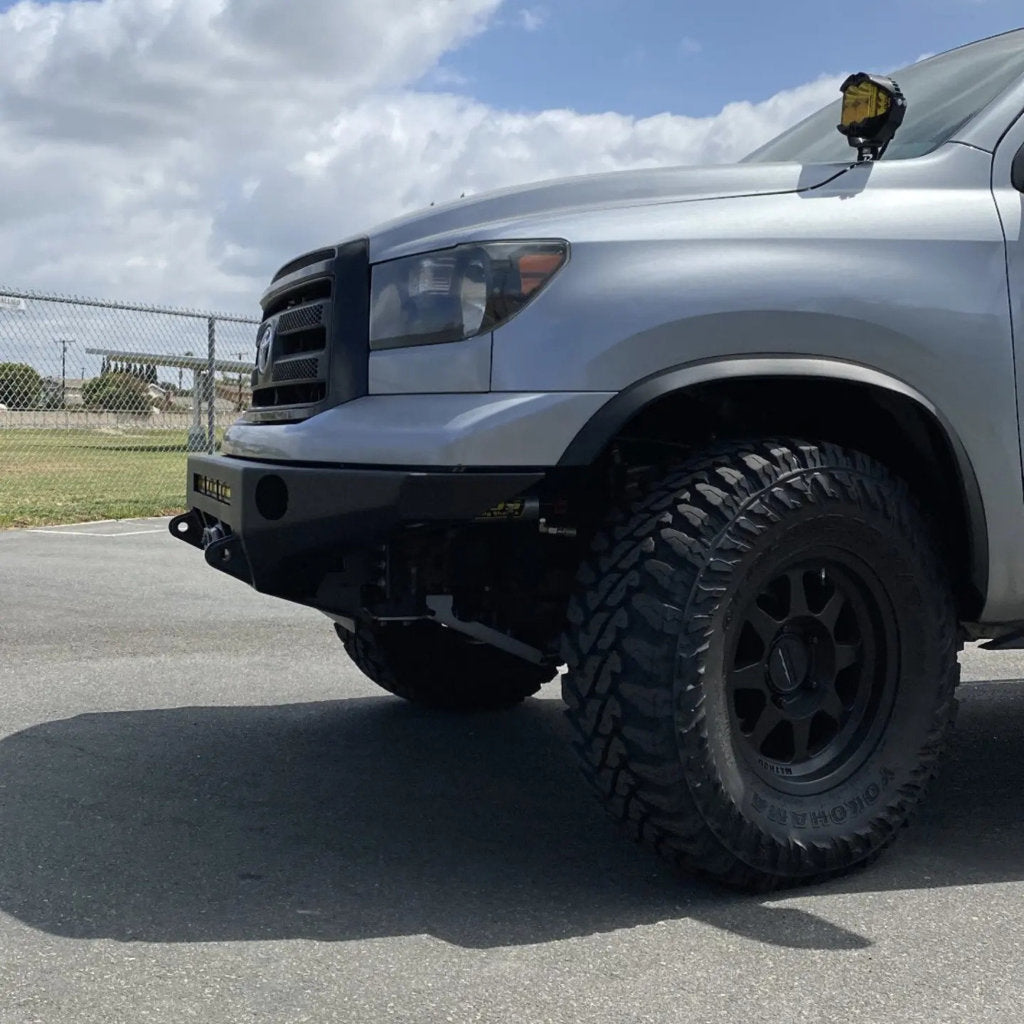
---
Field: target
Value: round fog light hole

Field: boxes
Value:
[255,475,289,521]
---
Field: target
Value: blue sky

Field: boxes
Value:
[437,1,1024,117]
[2,0,1023,311]
[3,0,1022,118]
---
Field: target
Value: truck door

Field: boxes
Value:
[992,108,1024,483]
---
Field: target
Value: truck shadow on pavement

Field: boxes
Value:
[0,678,1018,951]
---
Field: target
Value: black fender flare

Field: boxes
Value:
[557,355,989,606]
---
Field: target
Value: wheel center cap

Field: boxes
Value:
[768,634,810,694]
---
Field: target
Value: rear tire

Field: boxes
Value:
[561,439,959,890]
[338,619,556,711]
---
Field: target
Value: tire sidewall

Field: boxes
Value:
[676,481,952,868]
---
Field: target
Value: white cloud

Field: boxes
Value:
[0,0,841,312]
[679,35,702,55]
[518,6,547,32]
[424,65,472,88]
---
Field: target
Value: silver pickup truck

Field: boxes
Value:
[173,30,1024,889]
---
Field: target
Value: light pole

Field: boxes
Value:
[54,338,74,407]
[180,351,193,392]
[185,351,206,452]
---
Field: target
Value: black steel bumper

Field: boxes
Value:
[170,454,543,603]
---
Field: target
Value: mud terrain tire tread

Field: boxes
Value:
[561,439,959,890]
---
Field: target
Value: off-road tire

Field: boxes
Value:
[338,619,556,710]
[561,439,959,890]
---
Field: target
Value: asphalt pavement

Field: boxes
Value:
[2,519,1023,1023]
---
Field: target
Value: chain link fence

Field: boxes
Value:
[0,287,260,527]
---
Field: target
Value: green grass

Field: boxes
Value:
[0,428,209,528]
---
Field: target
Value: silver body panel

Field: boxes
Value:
[223,392,615,467]
[366,162,846,264]
[225,74,1024,623]
[368,334,491,395]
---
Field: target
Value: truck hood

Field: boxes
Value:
[367,161,850,261]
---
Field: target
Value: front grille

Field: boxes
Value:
[245,237,370,423]
[251,382,327,408]
[278,304,323,333]
[279,325,325,356]
[272,247,337,283]
[251,279,330,413]
[263,278,331,320]
[272,357,319,382]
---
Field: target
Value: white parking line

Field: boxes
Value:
[25,516,173,538]
[29,528,167,537]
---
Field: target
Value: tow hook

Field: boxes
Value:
[202,522,228,550]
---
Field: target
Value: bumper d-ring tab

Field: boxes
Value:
[203,533,254,585]
[168,509,207,550]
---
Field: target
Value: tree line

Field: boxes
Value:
[0,360,157,413]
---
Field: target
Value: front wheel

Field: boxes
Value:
[338,619,557,710]
[562,439,959,890]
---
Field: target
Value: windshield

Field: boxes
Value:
[744,29,1024,164]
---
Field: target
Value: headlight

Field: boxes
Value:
[369,240,568,351]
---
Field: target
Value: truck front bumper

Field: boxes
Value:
[170,454,543,604]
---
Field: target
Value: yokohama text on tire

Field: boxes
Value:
[562,439,959,890]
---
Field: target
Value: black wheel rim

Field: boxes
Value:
[726,553,898,796]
